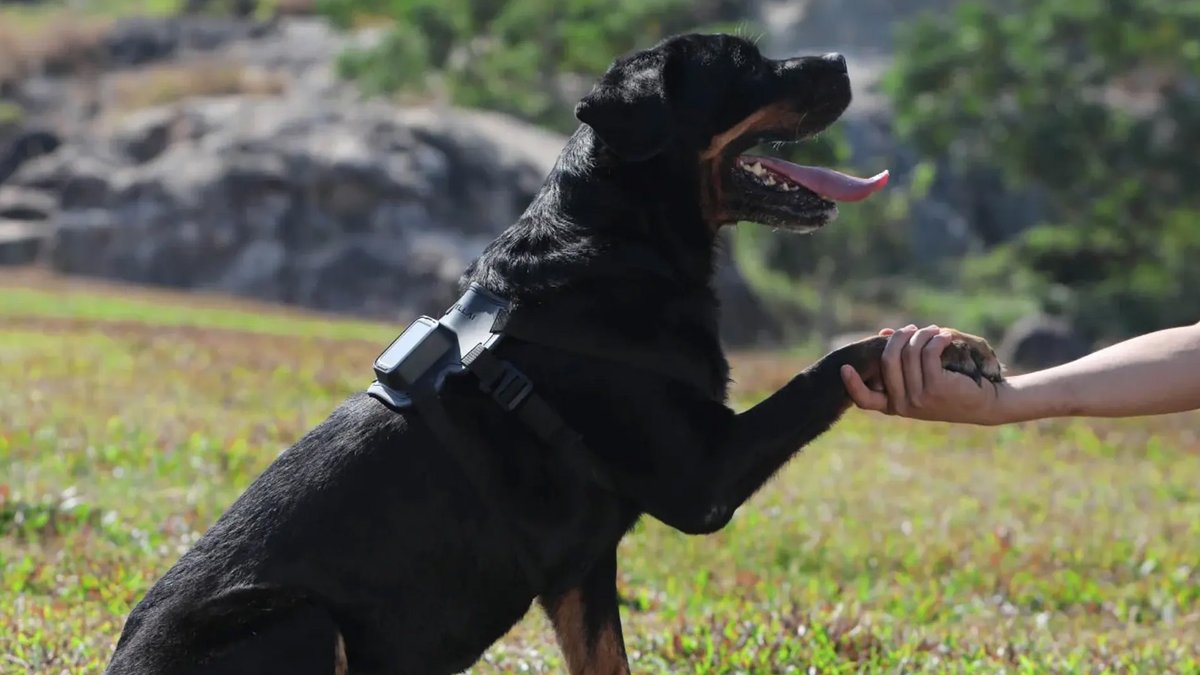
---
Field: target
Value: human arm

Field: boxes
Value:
[839,322,1200,425]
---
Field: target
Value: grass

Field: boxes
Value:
[0,12,109,91]
[0,0,313,95]
[1,271,1198,673]
[107,62,288,112]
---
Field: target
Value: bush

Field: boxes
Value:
[320,0,746,131]
[886,0,1200,339]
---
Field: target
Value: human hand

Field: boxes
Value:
[839,325,1005,425]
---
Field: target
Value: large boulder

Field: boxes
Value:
[998,313,1090,372]
[10,97,781,345]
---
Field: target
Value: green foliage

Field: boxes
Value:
[335,21,431,97]
[0,101,24,128]
[320,0,745,130]
[887,0,1200,338]
[2,277,1199,671]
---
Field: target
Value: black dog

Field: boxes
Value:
[105,34,1001,674]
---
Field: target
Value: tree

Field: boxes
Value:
[886,0,1200,338]
[319,0,746,130]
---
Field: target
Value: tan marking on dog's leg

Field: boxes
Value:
[593,622,629,675]
[333,631,347,675]
[545,590,630,675]
[548,589,588,672]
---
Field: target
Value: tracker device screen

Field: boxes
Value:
[373,316,455,389]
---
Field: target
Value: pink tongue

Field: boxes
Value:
[749,155,890,202]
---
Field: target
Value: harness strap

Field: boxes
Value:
[461,346,616,492]
[501,309,722,398]
[405,380,548,591]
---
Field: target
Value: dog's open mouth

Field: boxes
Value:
[706,99,890,232]
[721,148,889,232]
[735,156,888,203]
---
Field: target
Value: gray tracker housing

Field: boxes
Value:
[368,283,511,410]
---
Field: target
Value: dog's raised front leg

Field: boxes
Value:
[621,332,1001,535]
[539,548,629,675]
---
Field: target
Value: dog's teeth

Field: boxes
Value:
[741,161,800,191]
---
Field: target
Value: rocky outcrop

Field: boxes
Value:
[6,96,780,344]
[8,99,549,316]
[103,15,274,68]
[0,14,781,345]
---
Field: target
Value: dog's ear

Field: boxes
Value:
[575,51,675,162]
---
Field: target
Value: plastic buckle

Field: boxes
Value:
[479,361,533,412]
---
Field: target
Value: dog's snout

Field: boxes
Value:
[778,53,849,75]
[821,53,847,71]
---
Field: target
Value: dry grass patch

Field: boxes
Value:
[107,62,287,111]
[0,15,111,91]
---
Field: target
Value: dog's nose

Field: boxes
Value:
[821,52,847,71]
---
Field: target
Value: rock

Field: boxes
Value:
[112,108,180,163]
[0,185,56,221]
[0,218,48,265]
[6,93,781,345]
[3,98,536,315]
[14,147,116,209]
[45,210,117,274]
[211,238,286,296]
[0,129,60,185]
[998,313,1090,372]
[103,16,273,69]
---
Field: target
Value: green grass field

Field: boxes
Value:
[2,271,1198,673]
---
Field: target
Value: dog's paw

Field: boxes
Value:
[828,329,1004,387]
[938,330,1004,385]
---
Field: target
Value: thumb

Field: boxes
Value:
[841,365,889,412]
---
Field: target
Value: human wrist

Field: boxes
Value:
[981,380,1021,425]
[988,374,1062,425]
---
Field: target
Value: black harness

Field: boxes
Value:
[366,279,721,590]
[368,283,615,491]
[368,284,625,590]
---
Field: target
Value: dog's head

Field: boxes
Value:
[575,34,888,232]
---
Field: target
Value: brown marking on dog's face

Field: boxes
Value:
[699,103,805,225]
[544,589,630,675]
[700,105,801,163]
[333,631,347,675]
